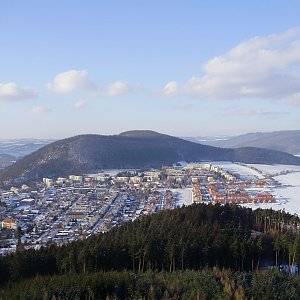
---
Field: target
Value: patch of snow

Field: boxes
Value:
[240,164,300,216]
[215,162,264,180]
[174,188,193,207]
[249,164,300,176]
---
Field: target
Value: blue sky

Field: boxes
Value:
[1,1,300,138]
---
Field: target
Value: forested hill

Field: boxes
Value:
[1,203,300,299]
[1,130,300,183]
[196,130,300,155]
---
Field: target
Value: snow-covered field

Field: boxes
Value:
[215,162,264,180]
[175,188,193,207]
[223,163,300,216]
[163,162,300,215]
[249,164,300,177]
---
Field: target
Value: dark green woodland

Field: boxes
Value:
[1,203,300,299]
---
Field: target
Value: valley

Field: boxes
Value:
[2,160,299,256]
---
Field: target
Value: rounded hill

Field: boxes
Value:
[1,131,300,184]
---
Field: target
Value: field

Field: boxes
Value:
[217,162,300,216]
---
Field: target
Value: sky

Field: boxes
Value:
[1,0,300,139]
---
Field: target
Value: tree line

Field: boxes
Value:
[1,203,300,298]
[3,268,300,299]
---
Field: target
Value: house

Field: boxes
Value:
[1,218,18,230]
[67,211,86,220]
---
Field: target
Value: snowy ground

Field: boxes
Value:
[249,164,300,177]
[227,163,300,216]
[87,169,139,177]
[214,162,264,180]
[180,162,300,216]
[175,188,193,207]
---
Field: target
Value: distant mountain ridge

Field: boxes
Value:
[0,139,54,169]
[1,130,300,184]
[0,138,54,157]
[0,154,16,169]
[187,130,300,155]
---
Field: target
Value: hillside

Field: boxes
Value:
[1,204,300,299]
[193,130,300,155]
[0,138,54,157]
[0,139,54,168]
[1,130,300,183]
[0,154,16,169]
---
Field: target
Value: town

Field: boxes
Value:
[0,162,277,255]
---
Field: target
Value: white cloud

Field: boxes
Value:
[47,70,90,93]
[31,106,51,114]
[104,81,131,96]
[162,81,180,96]
[0,82,36,101]
[162,28,300,105]
[47,71,132,97]
[73,100,86,109]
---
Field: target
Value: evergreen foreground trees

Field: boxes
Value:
[3,269,300,300]
[1,203,300,299]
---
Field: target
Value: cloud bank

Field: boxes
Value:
[47,70,131,97]
[0,82,36,101]
[162,28,300,105]
[104,81,131,97]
